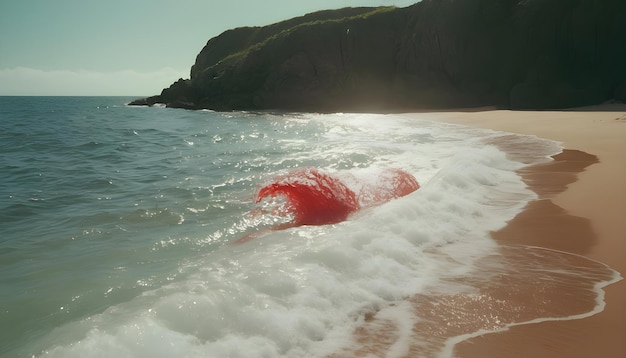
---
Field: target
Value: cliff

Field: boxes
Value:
[131,0,626,111]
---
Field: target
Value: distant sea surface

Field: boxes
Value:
[0,97,619,357]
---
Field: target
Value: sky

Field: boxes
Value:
[0,0,417,96]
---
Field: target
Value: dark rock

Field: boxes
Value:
[614,82,626,103]
[128,95,162,106]
[130,0,626,111]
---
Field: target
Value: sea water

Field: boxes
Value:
[0,97,619,357]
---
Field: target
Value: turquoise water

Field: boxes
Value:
[0,97,619,357]
[1,97,331,354]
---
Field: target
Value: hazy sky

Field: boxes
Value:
[0,0,417,96]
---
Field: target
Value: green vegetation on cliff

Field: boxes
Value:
[210,7,396,71]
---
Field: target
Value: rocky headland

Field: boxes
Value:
[130,0,626,112]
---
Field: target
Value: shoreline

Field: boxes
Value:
[418,105,626,357]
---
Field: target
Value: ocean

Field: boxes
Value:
[0,97,619,357]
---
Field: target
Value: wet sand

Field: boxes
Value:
[426,105,626,358]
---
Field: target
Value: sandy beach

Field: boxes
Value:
[421,105,626,357]
[328,105,625,358]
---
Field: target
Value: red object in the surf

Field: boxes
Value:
[358,168,421,207]
[388,168,420,197]
[233,167,420,244]
[256,168,360,226]
[371,169,420,204]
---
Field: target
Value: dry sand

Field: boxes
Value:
[422,105,626,358]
